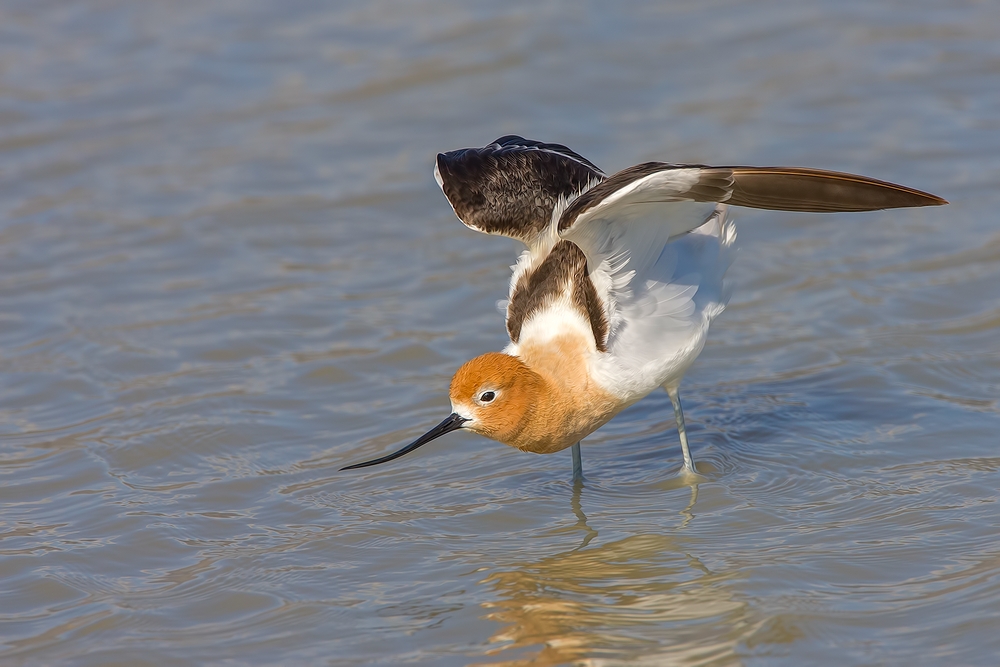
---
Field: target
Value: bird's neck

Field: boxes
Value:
[505,331,621,454]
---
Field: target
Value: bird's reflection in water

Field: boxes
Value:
[569,478,598,549]
[473,478,748,666]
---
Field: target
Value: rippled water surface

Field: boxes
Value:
[2,1,999,665]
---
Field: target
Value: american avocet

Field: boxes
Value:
[342,136,946,480]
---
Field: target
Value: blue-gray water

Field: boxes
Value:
[2,1,999,665]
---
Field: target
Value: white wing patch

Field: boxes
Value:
[559,169,723,296]
[587,205,737,399]
[558,169,723,347]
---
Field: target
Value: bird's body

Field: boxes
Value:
[342,136,946,478]
[486,201,733,455]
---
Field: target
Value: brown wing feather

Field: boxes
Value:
[720,166,948,212]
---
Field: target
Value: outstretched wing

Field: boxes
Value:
[560,163,945,389]
[560,162,946,232]
[560,161,946,283]
[434,135,604,247]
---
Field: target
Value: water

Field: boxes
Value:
[2,1,999,664]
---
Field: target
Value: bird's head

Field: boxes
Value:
[447,352,543,443]
[340,353,543,471]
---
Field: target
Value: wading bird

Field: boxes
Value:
[342,136,945,480]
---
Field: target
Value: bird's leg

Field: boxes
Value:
[666,386,696,475]
[571,442,583,482]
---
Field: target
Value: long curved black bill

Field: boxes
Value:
[340,413,468,471]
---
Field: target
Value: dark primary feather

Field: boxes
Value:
[435,135,604,244]
[558,162,947,233]
[723,166,948,212]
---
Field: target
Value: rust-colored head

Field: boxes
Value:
[339,352,547,472]
[449,352,545,446]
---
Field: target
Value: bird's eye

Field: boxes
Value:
[479,391,496,403]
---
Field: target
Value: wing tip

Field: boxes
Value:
[884,188,948,209]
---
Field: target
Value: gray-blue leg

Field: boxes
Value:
[666,386,696,474]
[571,442,583,482]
